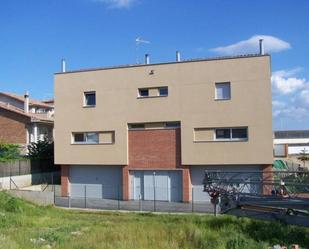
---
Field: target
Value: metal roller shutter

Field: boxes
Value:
[70,165,122,199]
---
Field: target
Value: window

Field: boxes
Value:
[231,128,247,139]
[128,123,145,129]
[73,132,99,144]
[165,121,180,128]
[215,129,231,139]
[215,82,231,100]
[84,92,96,106]
[138,87,168,98]
[138,89,149,97]
[215,127,248,141]
[158,87,168,96]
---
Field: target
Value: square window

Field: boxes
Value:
[215,82,231,100]
[85,132,99,143]
[139,89,149,97]
[215,129,231,139]
[231,128,248,140]
[73,133,85,143]
[158,87,168,96]
[84,92,96,106]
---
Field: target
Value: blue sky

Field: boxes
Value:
[0,0,308,130]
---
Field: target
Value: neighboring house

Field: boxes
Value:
[0,92,54,148]
[274,130,309,166]
[55,53,273,202]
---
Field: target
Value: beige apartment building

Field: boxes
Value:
[55,54,273,202]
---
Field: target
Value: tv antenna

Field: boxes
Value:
[135,37,150,63]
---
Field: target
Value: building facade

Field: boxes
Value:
[55,54,273,202]
[0,92,54,148]
[274,130,309,169]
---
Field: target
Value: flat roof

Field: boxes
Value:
[274,130,309,139]
[55,53,269,75]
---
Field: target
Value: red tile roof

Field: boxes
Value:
[0,101,53,123]
[0,92,53,108]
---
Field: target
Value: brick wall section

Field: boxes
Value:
[182,166,191,202]
[122,166,129,200]
[0,108,29,144]
[61,165,70,197]
[126,128,188,201]
[128,128,181,169]
[262,164,273,195]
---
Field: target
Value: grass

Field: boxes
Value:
[0,191,308,249]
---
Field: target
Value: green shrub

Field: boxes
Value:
[27,139,54,160]
[0,143,20,162]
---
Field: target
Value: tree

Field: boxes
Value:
[297,148,309,168]
[0,142,20,162]
[27,139,54,161]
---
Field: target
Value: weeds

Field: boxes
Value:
[0,192,308,249]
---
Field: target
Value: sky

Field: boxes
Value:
[0,0,308,130]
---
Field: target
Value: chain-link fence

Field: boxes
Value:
[0,159,60,191]
[54,185,216,214]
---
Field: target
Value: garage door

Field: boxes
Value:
[130,170,182,202]
[190,166,262,202]
[70,165,122,199]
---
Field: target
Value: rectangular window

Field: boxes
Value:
[138,86,168,98]
[164,121,180,128]
[215,82,231,100]
[215,127,248,141]
[158,87,168,96]
[231,128,247,139]
[84,91,96,106]
[215,129,231,139]
[73,132,99,144]
[138,89,149,97]
[128,123,145,129]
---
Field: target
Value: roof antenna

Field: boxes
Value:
[135,37,150,64]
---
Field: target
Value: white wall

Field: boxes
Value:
[288,146,309,155]
[274,138,309,144]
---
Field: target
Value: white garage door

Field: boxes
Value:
[70,165,122,199]
[130,170,182,202]
[191,166,262,202]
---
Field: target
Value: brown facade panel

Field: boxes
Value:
[0,108,29,144]
[61,165,70,197]
[122,165,130,200]
[128,128,181,169]
[182,166,191,202]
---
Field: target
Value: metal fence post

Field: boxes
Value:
[118,184,120,210]
[69,194,71,208]
[9,163,11,190]
[153,172,156,212]
[84,185,87,209]
[139,193,142,212]
[192,187,194,213]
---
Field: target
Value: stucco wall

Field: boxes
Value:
[54,55,273,165]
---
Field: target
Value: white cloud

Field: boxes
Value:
[272,100,286,109]
[273,106,309,120]
[93,0,137,8]
[210,35,291,55]
[300,89,309,107]
[271,68,307,95]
